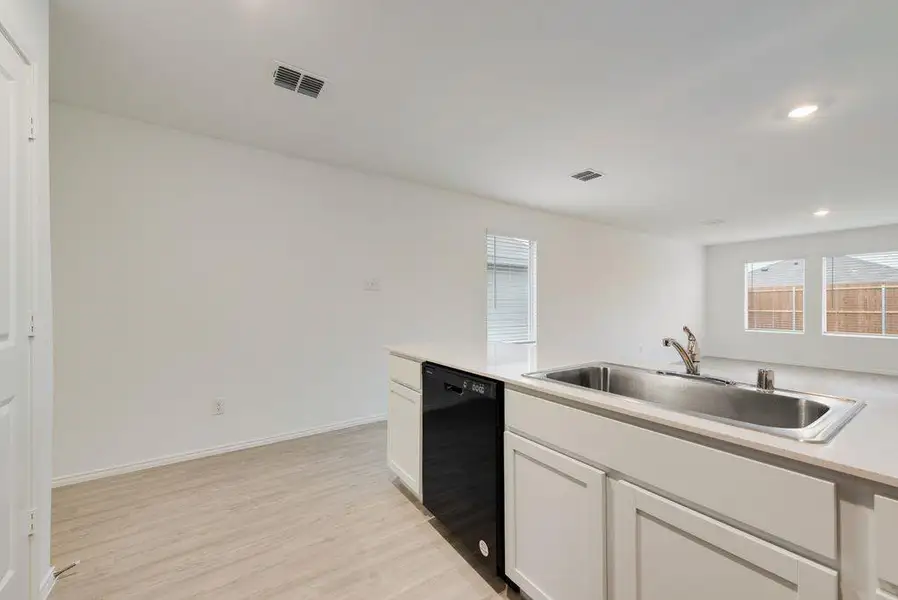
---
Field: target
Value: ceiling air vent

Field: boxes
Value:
[571,169,603,182]
[273,65,302,91]
[272,62,326,99]
[298,75,325,98]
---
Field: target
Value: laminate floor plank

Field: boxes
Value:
[52,423,512,600]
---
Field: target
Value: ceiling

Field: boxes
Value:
[50,0,898,244]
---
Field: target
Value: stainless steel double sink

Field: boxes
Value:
[523,362,865,443]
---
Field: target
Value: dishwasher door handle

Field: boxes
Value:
[444,382,464,395]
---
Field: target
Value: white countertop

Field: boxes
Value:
[387,342,898,490]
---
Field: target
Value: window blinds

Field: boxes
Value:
[486,234,536,343]
[744,259,805,332]
[824,251,898,336]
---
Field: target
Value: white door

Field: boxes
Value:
[0,27,32,600]
[387,382,421,499]
[504,432,605,600]
[610,479,837,600]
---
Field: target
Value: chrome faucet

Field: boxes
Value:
[662,325,701,375]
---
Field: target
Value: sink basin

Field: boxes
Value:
[524,362,865,443]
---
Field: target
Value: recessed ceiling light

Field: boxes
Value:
[814,209,830,217]
[788,104,819,119]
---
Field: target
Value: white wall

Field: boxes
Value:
[705,224,898,375]
[51,103,703,482]
[0,1,54,597]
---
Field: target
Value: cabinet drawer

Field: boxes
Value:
[875,495,898,592]
[389,354,421,391]
[506,389,837,560]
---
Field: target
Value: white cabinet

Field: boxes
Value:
[505,389,837,560]
[388,355,421,392]
[610,479,838,600]
[875,495,898,599]
[504,432,605,600]
[387,381,422,499]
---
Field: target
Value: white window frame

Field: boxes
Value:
[486,233,537,344]
[744,259,806,334]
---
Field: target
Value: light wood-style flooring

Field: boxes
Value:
[52,423,513,600]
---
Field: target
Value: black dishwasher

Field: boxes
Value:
[422,362,505,580]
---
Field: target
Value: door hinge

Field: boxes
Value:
[28,116,36,141]
[28,509,36,537]
[28,314,35,338]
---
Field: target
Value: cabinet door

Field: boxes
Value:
[610,480,837,600]
[504,432,605,600]
[387,383,421,499]
[875,495,898,599]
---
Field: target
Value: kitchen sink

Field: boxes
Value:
[524,362,865,443]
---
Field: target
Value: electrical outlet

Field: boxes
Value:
[363,278,381,292]
[213,398,225,416]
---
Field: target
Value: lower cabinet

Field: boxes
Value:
[875,495,898,599]
[504,432,606,600]
[610,479,838,600]
[387,381,421,499]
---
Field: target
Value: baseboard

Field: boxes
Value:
[52,414,386,488]
[39,566,56,599]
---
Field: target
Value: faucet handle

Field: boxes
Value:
[757,368,775,391]
[682,326,699,361]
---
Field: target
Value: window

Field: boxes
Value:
[486,234,536,343]
[745,259,805,332]
[824,251,898,337]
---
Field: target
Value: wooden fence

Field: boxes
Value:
[747,284,898,335]
[746,286,804,331]
[826,284,898,335]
